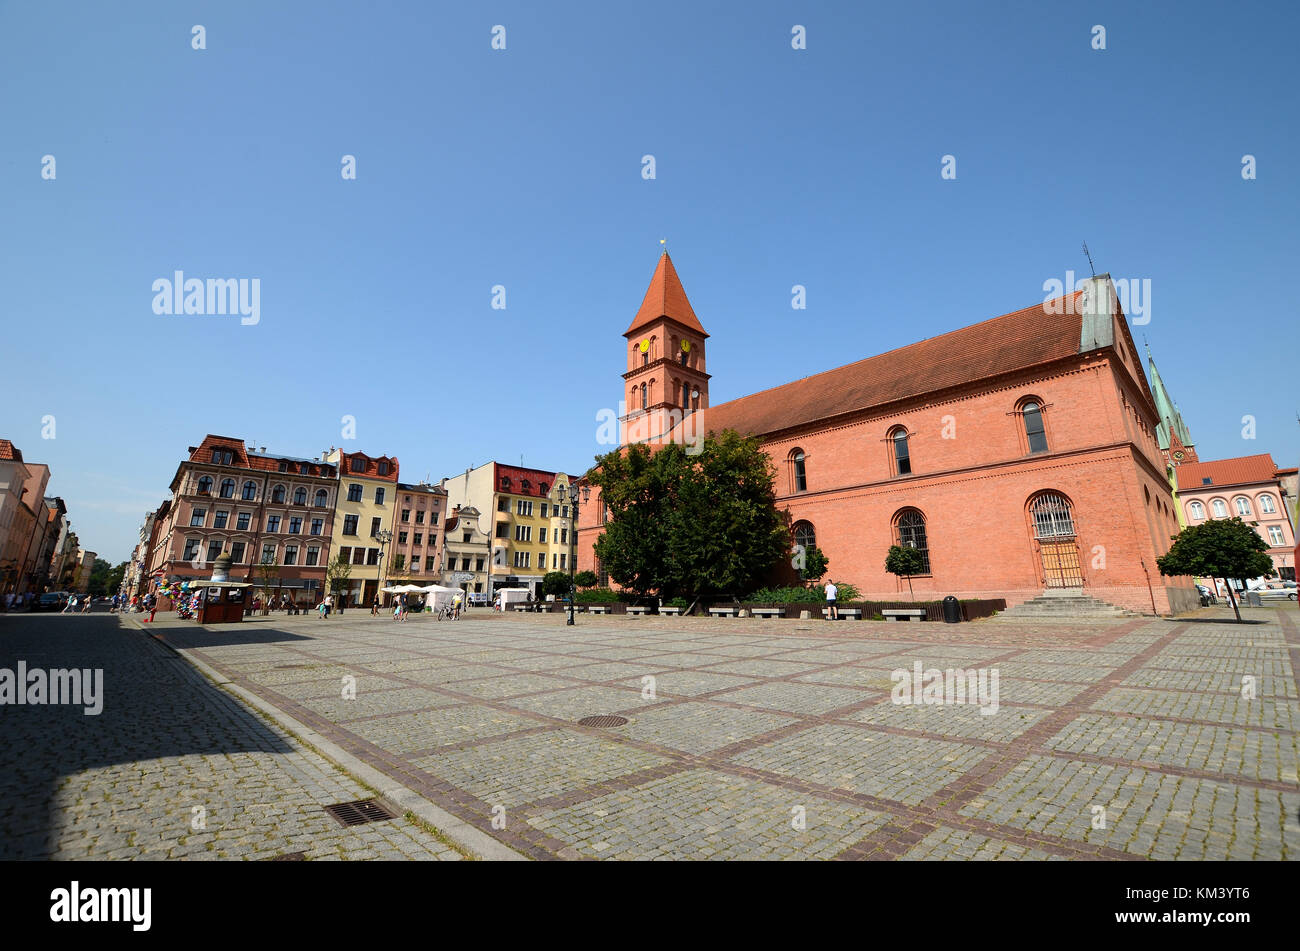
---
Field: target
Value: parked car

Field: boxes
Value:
[1195,584,1217,607]
[1259,586,1298,602]
[33,592,68,612]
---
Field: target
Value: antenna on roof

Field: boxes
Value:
[660,238,667,255]
[1082,242,1096,278]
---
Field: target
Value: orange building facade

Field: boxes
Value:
[577,254,1199,616]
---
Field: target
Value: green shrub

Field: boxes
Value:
[574,587,621,603]
[746,583,859,603]
[665,596,689,608]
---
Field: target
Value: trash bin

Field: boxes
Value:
[942,595,961,623]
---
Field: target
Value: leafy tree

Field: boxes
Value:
[86,558,114,597]
[573,570,599,589]
[326,552,351,598]
[256,552,279,615]
[589,430,790,603]
[541,571,571,598]
[104,561,127,597]
[885,545,926,600]
[1157,517,1275,622]
[796,545,829,584]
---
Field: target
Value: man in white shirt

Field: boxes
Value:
[825,580,838,620]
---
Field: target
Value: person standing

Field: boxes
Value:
[324,592,333,618]
[371,595,379,616]
[825,580,838,620]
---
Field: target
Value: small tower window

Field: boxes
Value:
[1023,402,1048,453]
[891,428,911,475]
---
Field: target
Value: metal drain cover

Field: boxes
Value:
[324,798,399,827]
[578,715,629,727]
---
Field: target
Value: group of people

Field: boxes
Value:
[2,591,37,610]
[60,593,95,614]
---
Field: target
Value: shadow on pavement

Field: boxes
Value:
[0,613,299,859]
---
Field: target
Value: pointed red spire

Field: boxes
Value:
[625,252,707,338]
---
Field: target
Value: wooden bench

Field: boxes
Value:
[822,607,863,620]
[660,606,683,616]
[751,607,783,619]
[708,606,739,617]
[881,609,927,622]
[627,605,651,616]
[589,604,611,615]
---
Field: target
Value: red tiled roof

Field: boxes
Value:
[625,253,708,338]
[1176,454,1282,490]
[494,463,558,498]
[679,292,1085,439]
[0,439,22,462]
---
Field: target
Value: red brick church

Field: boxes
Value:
[576,253,1198,615]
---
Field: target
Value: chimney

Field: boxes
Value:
[259,446,266,453]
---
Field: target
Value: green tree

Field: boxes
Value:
[86,558,113,597]
[104,561,127,597]
[589,430,790,603]
[796,545,829,584]
[885,544,926,600]
[256,552,279,615]
[326,552,351,598]
[1157,517,1275,622]
[541,571,571,598]
[573,570,599,589]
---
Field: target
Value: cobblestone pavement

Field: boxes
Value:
[0,613,465,860]
[127,602,1300,860]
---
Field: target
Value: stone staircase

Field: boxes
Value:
[993,588,1145,620]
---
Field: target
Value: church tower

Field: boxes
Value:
[620,252,710,445]
[1147,348,1197,466]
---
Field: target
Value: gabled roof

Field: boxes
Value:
[684,291,1086,439]
[0,439,23,462]
[1176,454,1283,490]
[625,252,707,338]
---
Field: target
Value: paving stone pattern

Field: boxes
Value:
[6,605,1299,860]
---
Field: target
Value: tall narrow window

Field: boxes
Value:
[683,382,690,407]
[891,429,911,475]
[220,478,236,498]
[791,450,807,493]
[314,489,328,507]
[293,487,307,505]
[271,484,286,503]
[641,383,647,410]
[896,510,930,573]
[1023,402,1048,453]
[242,480,257,500]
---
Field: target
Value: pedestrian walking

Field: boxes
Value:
[371,595,379,616]
[453,592,463,620]
[63,594,77,614]
[324,592,333,617]
[81,595,92,613]
[825,580,838,620]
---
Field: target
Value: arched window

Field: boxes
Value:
[640,383,647,410]
[680,350,687,366]
[890,427,911,475]
[642,350,649,366]
[314,489,328,507]
[682,381,690,407]
[1211,499,1228,518]
[793,521,816,552]
[1234,496,1252,517]
[895,510,930,573]
[1021,401,1048,453]
[197,476,213,495]
[293,487,307,505]
[271,484,286,504]
[1259,494,1276,514]
[242,480,257,501]
[219,478,235,499]
[1188,501,1205,520]
[1030,493,1076,538]
[790,450,807,493]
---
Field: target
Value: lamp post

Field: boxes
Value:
[566,482,591,625]
[375,528,393,610]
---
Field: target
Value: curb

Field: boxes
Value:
[120,614,527,861]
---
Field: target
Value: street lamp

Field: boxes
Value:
[566,482,591,626]
[375,528,393,611]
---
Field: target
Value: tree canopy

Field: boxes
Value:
[1157,517,1275,622]
[589,430,790,603]
[885,544,926,599]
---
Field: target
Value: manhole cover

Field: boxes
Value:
[578,715,629,728]
[323,798,399,827]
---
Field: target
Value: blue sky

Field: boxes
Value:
[2,1,1297,564]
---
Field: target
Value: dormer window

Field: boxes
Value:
[351,458,365,473]
[378,461,390,476]
[278,461,289,472]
